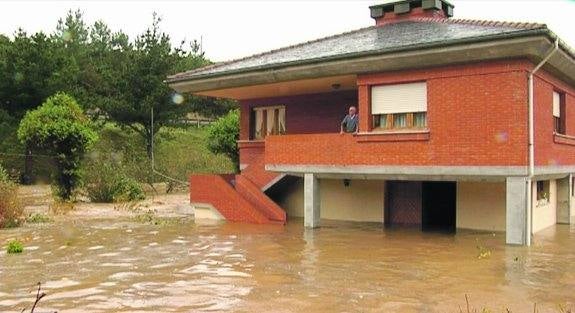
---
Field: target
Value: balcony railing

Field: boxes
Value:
[264,131,432,167]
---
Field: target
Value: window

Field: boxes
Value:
[553,91,566,134]
[371,82,427,130]
[251,106,286,140]
[536,180,550,203]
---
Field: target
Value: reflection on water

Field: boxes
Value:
[0,218,573,312]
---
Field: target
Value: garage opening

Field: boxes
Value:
[422,181,456,233]
[385,181,456,232]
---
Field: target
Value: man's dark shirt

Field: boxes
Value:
[341,114,358,133]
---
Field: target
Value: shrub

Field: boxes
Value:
[0,165,23,228]
[6,239,24,254]
[206,109,239,172]
[83,153,145,203]
[17,93,98,200]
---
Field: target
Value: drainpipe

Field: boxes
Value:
[526,38,559,246]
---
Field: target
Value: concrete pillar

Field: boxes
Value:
[506,177,531,245]
[556,175,571,224]
[304,173,320,228]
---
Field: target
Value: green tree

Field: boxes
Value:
[17,93,98,200]
[95,14,209,159]
[206,109,240,171]
[0,23,80,183]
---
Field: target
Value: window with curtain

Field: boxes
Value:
[251,106,286,140]
[371,82,428,130]
[553,90,566,134]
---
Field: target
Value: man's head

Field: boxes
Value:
[348,106,357,116]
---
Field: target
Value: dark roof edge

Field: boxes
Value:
[168,28,570,85]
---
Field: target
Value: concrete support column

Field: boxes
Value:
[506,177,531,245]
[304,173,320,228]
[556,175,571,224]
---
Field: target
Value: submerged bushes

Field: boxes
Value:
[0,164,23,228]
[83,151,145,203]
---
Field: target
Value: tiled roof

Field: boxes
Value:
[168,18,548,83]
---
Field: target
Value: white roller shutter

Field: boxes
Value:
[371,82,427,114]
[553,91,561,118]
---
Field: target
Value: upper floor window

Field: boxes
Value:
[251,106,286,140]
[371,82,427,130]
[553,91,566,134]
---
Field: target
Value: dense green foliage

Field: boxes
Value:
[18,93,98,200]
[6,239,23,254]
[206,109,240,171]
[0,10,237,184]
[91,14,212,159]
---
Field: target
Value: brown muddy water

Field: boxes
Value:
[0,218,574,313]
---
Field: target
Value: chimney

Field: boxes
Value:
[370,0,454,25]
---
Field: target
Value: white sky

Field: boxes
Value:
[0,0,574,62]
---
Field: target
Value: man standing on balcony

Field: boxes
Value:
[340,106,359,134]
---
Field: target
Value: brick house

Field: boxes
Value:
[167,0,575,245]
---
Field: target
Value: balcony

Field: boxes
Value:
[264,131,432,168]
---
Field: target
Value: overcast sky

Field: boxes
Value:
[0,1,574,62]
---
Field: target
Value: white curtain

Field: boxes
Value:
[254,109,264,139]
[278,108,286,134]
[266,108,275,135]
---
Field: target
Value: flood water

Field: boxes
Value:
[0,218,574,313]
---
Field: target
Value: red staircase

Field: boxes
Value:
[189,161,286,224]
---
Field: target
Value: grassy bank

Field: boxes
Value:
[85,123,235,192]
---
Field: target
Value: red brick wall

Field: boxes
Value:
[190,175,271,223]
[238,141,265,168]
[266,60,532,167]
[533,70,575,166]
